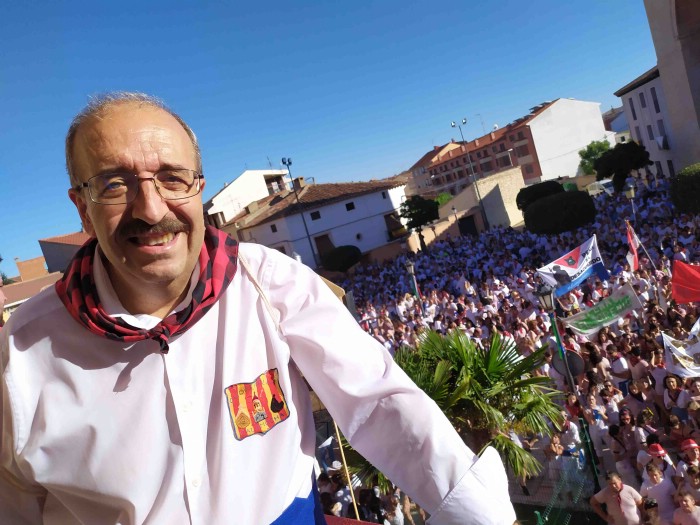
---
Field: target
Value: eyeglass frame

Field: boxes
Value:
[73,169,205,205]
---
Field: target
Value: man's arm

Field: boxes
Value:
[589,495,610,523]
[1,329,47,523]
[260,247,516,525]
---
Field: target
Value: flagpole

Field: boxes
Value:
[626,220,662,304]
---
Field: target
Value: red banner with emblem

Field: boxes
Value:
[225,368,289,440]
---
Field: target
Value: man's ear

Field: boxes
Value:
[68,188,96,237]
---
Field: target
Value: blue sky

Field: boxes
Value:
[1,1,656,275]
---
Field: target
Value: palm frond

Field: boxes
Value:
[487,433,543,481]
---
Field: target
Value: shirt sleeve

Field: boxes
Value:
[1,329,47,523]
[262,248,516,525]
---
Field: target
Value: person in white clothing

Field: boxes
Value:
[0,94,516,525]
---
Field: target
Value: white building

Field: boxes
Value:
[643,0,700,171]
[411,98,615,200]
[204,169,291,228]
[224,176,408,268]
[614,66,678,179]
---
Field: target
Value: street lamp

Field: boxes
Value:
[450,119,489,230]
[282,157,318,266]
[404,259,423,316]
[625,184,637,225]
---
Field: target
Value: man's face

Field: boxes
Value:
[607,475,623,492]
[68,103,205,308]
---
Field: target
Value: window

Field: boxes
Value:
[667,160,675,177]
[620,136,626,142]
[651,87,660,113]
[517,131,525,140]
[481,161,493,172]
[381,191,387,199]
[525,164,534,174]
[657,119,666,137]
[477,151,482,158]
[509,135,515,141]
[498,156,511,168]
[639,92,647,108]
[515,144,530,157]
[628,97,637,120]
[492,146,498,153]
[310,211,321,221]
[655,161,663,177]
[646,125,654,141]
[270,224,277,233]
[634,126,641,142]
[345,202,355,211]
[499,143,506,152]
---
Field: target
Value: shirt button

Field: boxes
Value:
[192,478,201,487]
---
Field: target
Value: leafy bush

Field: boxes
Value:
[670,163,700,214]
[321,245,362,272]
[524,191,596,234]
[516,181,564,211]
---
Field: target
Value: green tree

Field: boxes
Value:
[399,195,439,251]
[1,272,12,285]
[343,331,562,490]
[594,141,652,192]
[670,162,700,213]
[578,140,611,176]
[435,192,452,207]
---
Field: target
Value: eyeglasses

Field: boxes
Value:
[75,169,204,205]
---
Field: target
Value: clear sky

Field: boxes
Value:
[0,1,656,276]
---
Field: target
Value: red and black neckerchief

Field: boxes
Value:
[55,226,238,353]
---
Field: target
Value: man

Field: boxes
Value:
[0,93,516,524]
[590,471,643,525]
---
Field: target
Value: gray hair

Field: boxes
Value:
[65,92,202,187]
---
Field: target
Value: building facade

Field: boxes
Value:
[204,169,291,228]
[644,0,700,171]
[413,98,612,199]
[225,177,408,268]
[614,67,677,179]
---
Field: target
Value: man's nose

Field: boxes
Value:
[130,177,169,225]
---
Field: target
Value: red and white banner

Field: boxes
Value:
[626,221,640,271]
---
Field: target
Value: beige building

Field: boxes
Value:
[643,0,700,171]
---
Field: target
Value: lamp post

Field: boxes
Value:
[282,157,318,266]
[451,119,489,230]
[625,184,637,226]
[404,259,423,316]
[535,283,601,492]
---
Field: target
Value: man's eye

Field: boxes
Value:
[97,175,129,193]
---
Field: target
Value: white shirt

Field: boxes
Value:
[1,243,515,525]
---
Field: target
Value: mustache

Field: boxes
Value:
[119,218,191,239]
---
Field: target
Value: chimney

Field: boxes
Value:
[490,132,495,140]
[293,177,306,191]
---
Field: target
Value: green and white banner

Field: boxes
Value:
[562,283,642,336]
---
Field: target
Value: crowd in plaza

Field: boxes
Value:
[317,179,700,524]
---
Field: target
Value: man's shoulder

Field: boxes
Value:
[3,285,65,338]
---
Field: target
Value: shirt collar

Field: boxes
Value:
[93,247,200,330]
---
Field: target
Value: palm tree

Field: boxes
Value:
[344,330,562,489]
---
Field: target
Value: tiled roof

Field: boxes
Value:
[1,272,63,306]
[614,66,659,97]
[229,175,408,230]
[39,231,92,246]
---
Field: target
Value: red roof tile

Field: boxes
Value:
[39,231,92,246]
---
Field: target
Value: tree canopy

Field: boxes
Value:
[594,141,652,191]
[578,140,611,176]
[399,195,438,230]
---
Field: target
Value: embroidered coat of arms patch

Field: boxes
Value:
[224,368,290,440]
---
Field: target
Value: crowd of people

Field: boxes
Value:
[316,178,700,524]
